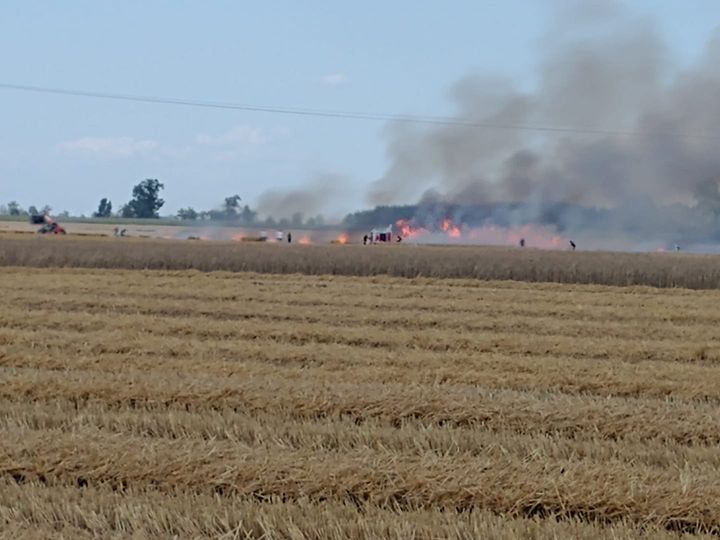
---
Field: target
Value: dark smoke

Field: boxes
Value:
[368,2,720,247]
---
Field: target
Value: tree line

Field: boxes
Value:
[1,178,327,228]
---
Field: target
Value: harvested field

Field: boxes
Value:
[3,234,720,288]
[0,219,345,244]
[1,266,720,538]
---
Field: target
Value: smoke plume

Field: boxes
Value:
[257,172,349,220]
[369,2,720,246]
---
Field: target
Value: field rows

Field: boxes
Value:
[2,266,720,537]
[2,398,720,470]
[4,335,720,402]
[3,481,701,540]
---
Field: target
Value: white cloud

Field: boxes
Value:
[320,73,347,86]
[195,125,266,147]
[57,136,158,158]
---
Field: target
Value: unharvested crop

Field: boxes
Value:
[1,267,720,538]
[3,234,720,288]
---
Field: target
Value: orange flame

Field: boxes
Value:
[298,236,311,245]
[395,219,567,249]
[441,218,461,238]
[336,233,348,244]
[395,219,428,239]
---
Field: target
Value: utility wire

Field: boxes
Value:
[0,82,717,140]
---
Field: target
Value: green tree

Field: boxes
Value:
[28,205,39,216]
[177,207,198,220]
[122,179,165,218]
[7,201,22,216]
[223,195,242,218]
[93,198,113,218]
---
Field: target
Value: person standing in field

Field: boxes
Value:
[288,232,292,244]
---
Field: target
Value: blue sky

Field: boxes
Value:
[1,1,719,217]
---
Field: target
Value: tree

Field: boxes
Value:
[7,201,22,216]
[177,207,198,220]
[223,195,242,218]
[239,205,257,224]
[41,205,52,215]
[28,205,39,216]
[122,179,165,218]
[205,209,225,221]
[120,204,133,218]
[93,198,113,218]
[291,212,304,227]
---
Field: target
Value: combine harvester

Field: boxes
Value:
[30,214,66,235]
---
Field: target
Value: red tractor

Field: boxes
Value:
[30,214,66,235]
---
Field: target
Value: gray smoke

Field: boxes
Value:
[369,2,720,244]
[256,172,349,220]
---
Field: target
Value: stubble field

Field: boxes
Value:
[2,262,720,539]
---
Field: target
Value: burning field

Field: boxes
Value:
[2,265,720,538]
[395,216,565,248]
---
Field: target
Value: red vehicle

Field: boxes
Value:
[30,214,66,235]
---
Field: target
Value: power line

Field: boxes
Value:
[0,81,717,140]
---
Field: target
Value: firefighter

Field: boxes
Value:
[287,232,292,244]
[519,238,526,248]
[363,234,368,245]
[569,240,576,251]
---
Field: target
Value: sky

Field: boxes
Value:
[1,1,719,218]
